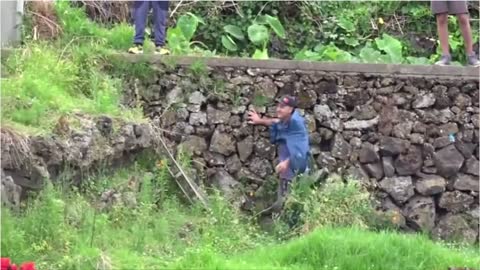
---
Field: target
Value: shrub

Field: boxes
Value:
[281,173,376,236]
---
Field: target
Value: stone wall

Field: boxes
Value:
[1,115,155,208]
[123,56,480,243]
[2,54,478,243]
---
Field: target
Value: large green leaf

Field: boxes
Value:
[375,34,403,63]
[294,49,323,61]
[344,36,359,47]
[254,15,268,25]
[184,12,204,25]
[336,51,354,62]
[406,56,430,65]
[221,35,238,52]
[166,27,188,54]
[338,17,355,32]
[320,45,353,62]
[224,25,245,40]
[358,46,383,63]
[313,43,324,52]
[265,15,286,38]
[379,55,394,63]
[252,48,269,59]
[247,24,269,45]
[177,13,203,41]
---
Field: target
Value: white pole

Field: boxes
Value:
[16,0,24,43]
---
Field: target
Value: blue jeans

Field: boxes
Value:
[133,1,169,46]
[278,143,295,180]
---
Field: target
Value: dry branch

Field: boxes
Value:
[26,0,61,40]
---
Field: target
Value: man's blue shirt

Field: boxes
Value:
[269,111,310,176]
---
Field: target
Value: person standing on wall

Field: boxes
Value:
[431,0,479,66]
[128,1,170,55]
[247,96,311,214]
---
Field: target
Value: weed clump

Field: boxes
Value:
[276,173,376,238]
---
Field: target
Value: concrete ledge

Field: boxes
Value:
[117,54,480,79]
[2,48,479,79]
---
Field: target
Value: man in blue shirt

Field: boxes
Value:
[248,95,310,214]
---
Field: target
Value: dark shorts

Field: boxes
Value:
[431,0,469,15]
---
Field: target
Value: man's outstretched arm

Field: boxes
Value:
[247,109,279,126]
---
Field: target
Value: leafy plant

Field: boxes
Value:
[294,43,353,63]
[358,44,385,63]
[224,25,245,40]
[336,17,360,47]
[221,15,286,59]
[375,33,403,63]
[406,56,430,65]
[295,34,435,65]
[221,35,238,52]
[166,13,207,55]
[282,174,375,236]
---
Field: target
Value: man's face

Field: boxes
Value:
[276,103,294,121]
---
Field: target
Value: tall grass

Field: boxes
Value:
[54,1,134,51]
[0,160,269,270]
[2,161,479,270]
[1,2,143,132]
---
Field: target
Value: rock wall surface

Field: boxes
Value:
[123,57,479,243]
[1,115,155,208]
[2,55,479,243]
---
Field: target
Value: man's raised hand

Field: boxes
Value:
[247,109,261,125]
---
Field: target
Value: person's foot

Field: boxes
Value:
[155,46,170,55]
[435,55,451,66]
[467,53,480,67]
[128,44,143,54]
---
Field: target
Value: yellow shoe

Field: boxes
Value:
[128,44,143,54]
[155,46,170,55]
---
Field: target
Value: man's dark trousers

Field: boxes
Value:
[133,1,169,46]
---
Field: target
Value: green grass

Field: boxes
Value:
[2,160,479,270]
[1,43,143,133]
[1,160,271,270]
[172,227,480,270]
[1,2,144,133]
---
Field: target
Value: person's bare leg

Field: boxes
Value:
[435,13,453,65]
[436,13,450,55]
[457,13,479,66]
[457,13,474,55]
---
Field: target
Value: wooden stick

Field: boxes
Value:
[155,129,209,209]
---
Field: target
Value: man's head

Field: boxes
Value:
[276,95,297,121]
